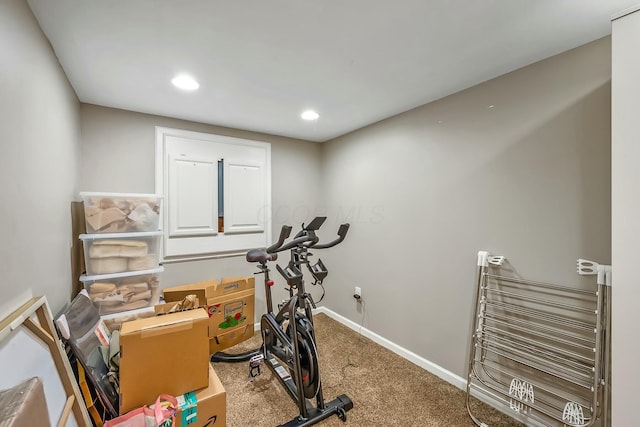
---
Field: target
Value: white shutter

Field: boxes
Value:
[167,154,218,237]
[224,161,264,234]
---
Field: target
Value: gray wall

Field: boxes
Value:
[0,0,81,316]
[320,37,612,377]
[79,104,323,312]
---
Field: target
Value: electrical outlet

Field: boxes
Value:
[354,286,362,298]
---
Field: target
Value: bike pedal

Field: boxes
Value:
[248,354,264,380]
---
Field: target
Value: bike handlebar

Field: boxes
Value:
[266,225,292,253]
[311,223,350,249]
[265,217,349,254]
[273,233,319,253]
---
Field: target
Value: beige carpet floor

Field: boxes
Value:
[211,313,522,427]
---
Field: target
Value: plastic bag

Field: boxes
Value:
[104,394,177,427]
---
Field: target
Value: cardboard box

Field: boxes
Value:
[206,289,255,355]
[119,309,210,414]
[209,323,254,355]
[162,281,214,305]
[0,377,51,427]
[71,200,87,298]
[163,277,254,303]
[175,364,226,427]
[154,291,201,316]
[218,277,254,296]
[162,277,255,355]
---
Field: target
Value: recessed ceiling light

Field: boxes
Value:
[301,110,319,121]
[171,74,200,91]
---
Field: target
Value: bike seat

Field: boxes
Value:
[246,249,278,263]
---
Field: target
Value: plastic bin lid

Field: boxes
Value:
[79,230,163,240]
[79,191,163,199]
[79,266,164,282]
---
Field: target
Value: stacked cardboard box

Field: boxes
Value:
[117,275,253,422]
[160,277,255,355]
[175,364,226,427]
[117,307,227,425]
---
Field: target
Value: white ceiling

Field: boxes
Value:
[27,0,639,142]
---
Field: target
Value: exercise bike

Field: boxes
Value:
[212,217,352,426]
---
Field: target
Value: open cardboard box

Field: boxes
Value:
[119,309,210,414]
[162,277,255,354]
[162,277,254,302]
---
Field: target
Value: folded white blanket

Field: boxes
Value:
[89,257,128,274]
[128,254,157,271]
[89,240,149,258]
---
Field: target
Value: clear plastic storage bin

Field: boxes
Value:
[80,267,164,315]
[80,231,162,276]
[80,192,162,233]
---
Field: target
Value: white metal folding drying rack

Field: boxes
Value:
[465,251,611,427]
